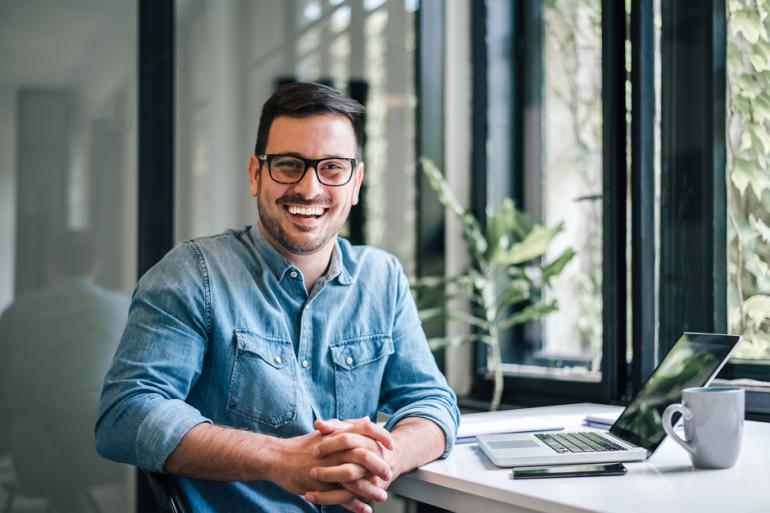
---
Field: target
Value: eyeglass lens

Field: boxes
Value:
[270,156,353,186]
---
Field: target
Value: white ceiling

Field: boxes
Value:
[0,0,134,87]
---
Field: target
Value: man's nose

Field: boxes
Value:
[292,165,325,195]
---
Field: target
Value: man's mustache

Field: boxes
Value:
[276,194,332,207]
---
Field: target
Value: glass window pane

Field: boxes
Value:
[175,0,417,273]
[0,2,137,511]
[726,1,770,362]
[488,0,603,380]
[539,0,603,378]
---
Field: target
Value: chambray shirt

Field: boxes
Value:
[96,225,459,513]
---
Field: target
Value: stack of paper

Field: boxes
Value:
[456,414,563,444]
[582,412,620,429]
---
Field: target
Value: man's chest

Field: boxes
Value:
[191,276,397,433]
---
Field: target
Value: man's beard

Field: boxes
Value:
[257,197,337,256]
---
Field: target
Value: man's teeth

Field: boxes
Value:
[287,205,325,216]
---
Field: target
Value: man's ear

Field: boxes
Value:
[352,162,364,205]
[248,154,261,197]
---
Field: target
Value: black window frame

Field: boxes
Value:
[137,0,175,509]
[660,0,770,420]
[465,0,632,408]
[463,0,769,415]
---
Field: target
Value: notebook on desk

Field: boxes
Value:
[456,414,563,444]
[478,332,740,467]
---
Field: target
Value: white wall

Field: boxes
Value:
[444,0,473,396]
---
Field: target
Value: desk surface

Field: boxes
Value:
[390,403,770,513]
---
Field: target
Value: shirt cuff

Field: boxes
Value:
[383,403,459,459]
[136,398,212,472]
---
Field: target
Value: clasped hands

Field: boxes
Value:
[275,417,398,513]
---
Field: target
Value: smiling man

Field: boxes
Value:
[96,82,459,513]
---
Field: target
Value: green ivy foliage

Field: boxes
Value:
[727,0,770,359]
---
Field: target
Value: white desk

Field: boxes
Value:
[390,403,770,513]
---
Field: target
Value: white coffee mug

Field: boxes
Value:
[662,386,744,469]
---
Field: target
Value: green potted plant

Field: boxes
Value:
[413,158,576,411]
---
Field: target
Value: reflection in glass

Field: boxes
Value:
[0,2,137,511]
[0,232,129,512]
[611,333,739,452]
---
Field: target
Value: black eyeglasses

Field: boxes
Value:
[257,154,358,187]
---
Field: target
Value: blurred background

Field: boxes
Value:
[0,1,768,512]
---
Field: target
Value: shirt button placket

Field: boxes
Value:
[299,302,313,372]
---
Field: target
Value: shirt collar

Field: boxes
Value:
[249,225,353,286]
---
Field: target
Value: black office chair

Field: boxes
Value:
[141,471,188,513]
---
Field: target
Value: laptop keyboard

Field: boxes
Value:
[535,432,628,453]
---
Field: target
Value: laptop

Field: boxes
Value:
[477,332,740,467]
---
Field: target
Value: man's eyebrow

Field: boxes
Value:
[273,151,350,159]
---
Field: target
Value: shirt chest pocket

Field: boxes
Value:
[227,330,297,428]
[330,335,394,420]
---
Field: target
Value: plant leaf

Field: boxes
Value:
[749,214,770,244]
[731,156,754,195]
[736,73,762,98]
[410,273,474,290]
[418,307,489,330]
[744,295,770,324]
[753,93,770,124]
[426,334,491,351]
[496,223,564,266]
[420,158,489,263]
[752,123,770,154]
[496,301,559,331]
[731,9,767,44]
[542,248,577,281]
[494,280,531,315]
[416,291,482,310]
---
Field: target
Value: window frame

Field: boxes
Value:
[466,0,631,407]
[658,0,770,417]
[463,0,769,417]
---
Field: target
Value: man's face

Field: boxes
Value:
[248,113,363,257]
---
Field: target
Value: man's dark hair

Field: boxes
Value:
[49,230,99,278]
[254,82,364,159]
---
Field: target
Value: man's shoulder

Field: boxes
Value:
[338,239,404,282]
[181,226,251,253]
[140,227,252,285]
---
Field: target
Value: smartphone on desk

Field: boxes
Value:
[512,462,627,479]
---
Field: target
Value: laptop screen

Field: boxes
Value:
[609,332,740,454]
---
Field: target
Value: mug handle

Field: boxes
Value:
[662,403,695,455]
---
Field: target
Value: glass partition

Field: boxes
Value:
[0,1,137,512]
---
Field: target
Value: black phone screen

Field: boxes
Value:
[511,462,627,479]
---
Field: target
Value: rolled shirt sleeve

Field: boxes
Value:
[95,242,212,472]
[379,260,461,458]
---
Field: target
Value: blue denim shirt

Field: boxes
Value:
[96,225,459,513]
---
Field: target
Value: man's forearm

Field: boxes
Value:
[388,417,446,477]
[163,423,275,481]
